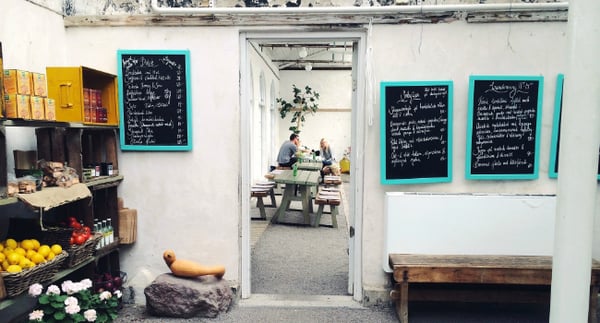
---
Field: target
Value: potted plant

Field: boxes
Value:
[277,84,320,134]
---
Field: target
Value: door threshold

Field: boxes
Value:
[239,294,363,308]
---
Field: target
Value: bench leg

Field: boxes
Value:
[268,188,277,208]
[330,205,338,228]
[313,204,325,227]
[256,196,266,219]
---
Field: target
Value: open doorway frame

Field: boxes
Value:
[239,30,367,302]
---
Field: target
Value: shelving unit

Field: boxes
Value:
[0,119,124,322]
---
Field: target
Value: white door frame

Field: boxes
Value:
[239,29,367,302]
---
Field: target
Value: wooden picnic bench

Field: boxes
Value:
[313,186,341,228]
[389,254,600,323]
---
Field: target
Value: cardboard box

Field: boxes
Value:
[44,98,55,120]
[5,94,31,119]
[30,96,45,120]
[32,72,47,97]
[118,208,137,244]
[3,69,17,94]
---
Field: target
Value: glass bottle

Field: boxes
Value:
[107,219,114,245]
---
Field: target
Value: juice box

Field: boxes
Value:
[5,94,31,119]
[30,96,45,120]
[16,70,32,95]
[44,98,56,121]
[32,73,47,97]
[3,69,17,94]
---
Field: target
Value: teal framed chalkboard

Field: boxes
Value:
[117,49,192,151]
[380,81,453,184]
[466,75,543,180]
[548,74,600,179]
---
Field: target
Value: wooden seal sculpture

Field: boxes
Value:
[163,249,225,279]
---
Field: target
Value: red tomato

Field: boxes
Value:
[83,226,91,234]
[70,237,75,245]
[74,234,86,245]
[70,221,82,229]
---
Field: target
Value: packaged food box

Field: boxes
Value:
[0,42,4,118]
[30,96,45,120]
[5,94,31,119]
[3,69,17,94]
[44,98,56,120]
[32,72,47,97]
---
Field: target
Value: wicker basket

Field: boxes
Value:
[0,251,68,298]
[64,233,103,268]
[39,226,74,250]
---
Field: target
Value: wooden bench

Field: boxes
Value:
[323,175,342,185]
[389,254,600,323]
[313,186,341,228]
[250,182,276,220]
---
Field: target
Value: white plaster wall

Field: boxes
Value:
[5,0,600,305]
[278,70,352,160]
[0,0,69,169]
[362,22,573,290]
[63,27,242,303]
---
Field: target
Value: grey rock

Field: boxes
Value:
[144,273,232,318]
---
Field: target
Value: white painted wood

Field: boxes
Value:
[383,192,556,272]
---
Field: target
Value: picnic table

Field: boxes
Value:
[296,160,322,171]
[270,169,320,225]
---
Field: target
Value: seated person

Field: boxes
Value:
[319,138,335,175]
[276,133,300,168]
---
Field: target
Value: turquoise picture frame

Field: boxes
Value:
[466,75,543,180]
[117,49,192,151]
[380,81,453,185]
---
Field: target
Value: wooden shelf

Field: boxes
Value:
[1,119,118,129]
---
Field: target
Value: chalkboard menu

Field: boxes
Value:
[466,76,543,180]
[548,74,600,179]
[380,81,453,184]
[117,50,192,151]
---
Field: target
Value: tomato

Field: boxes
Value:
[74,234,86,245]
[70,221,82,229]
[83,226,91,234]
[70,237,75,245]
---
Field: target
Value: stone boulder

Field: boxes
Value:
[144,273,232,318]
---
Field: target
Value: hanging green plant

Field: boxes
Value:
[277,84,320,134]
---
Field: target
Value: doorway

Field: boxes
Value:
[239,30,367,302]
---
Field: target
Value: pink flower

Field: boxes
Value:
[84,309,97,322]
[28,309,44,321]
[28,283,43,297]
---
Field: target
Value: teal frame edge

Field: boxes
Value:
[465,75,544,180]
[117,49,193,151]
[379,80,454,185]
[548,74,563,179]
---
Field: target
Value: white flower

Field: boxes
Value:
[114,289,122,299]
[99,291,112,301]
[64,296,79,307]
[46,285,61,295]
[28,283,43,297]
[72,282,85,293]
[28,309,44,321]
[84,309,97,322]
[65,303,81,315]
[61,280,74,294]
[81,278,93,289]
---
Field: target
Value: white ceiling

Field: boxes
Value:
[258,41,354,70]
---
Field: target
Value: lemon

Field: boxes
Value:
[0,244,4,252]
[37,245,51,258]
[6,265,22,273]
[46,251,55,261]
[26,249,37,259]
[20,239,34,251]
[19,257,32,268]
[30,253,45,265]
[2,260,10,270]
[5,239,17,249]
[14,247,26,257]
[0,253,4,262]
[7,252,22,265]
[31,239,40,250]
[50,244,63,255]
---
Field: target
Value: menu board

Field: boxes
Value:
[466,76,543,179]
[117,50,192,151]
[380,81,453,184]
[548,74,600,179]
